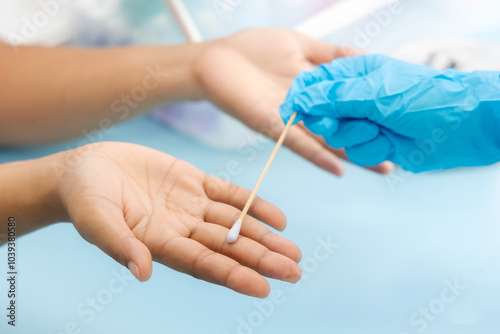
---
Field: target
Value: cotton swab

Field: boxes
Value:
[226,112,298,243]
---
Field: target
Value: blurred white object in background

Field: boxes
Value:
[295,0,398,39]
[152,101,261,150]
[435,0,500,35]
[0,0,77,46]
[153,0,258,150]
[391,40,500,72]
[0,0,395,150]
[154,0,401,150]
[0,0,179,47]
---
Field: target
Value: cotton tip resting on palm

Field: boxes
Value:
[226,219,242,243]
[225,112,297,244]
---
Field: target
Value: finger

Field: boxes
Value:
[190,223,302,283]
[280,71,338,126]
[303,116,339,137]
[290,81,341,119]
[155,236,270,298]
[280,97,304,124]
[298,34,363,65]
[324,119,380,148]
[368,161,395,174]
[280,56,378,125]
[290,55,372,95]
[73,202,153,282]
[345,134,393,167]
[204,201,302,262]
[283,113,382,175]
[280,53,370,124]
[203,175,287,231]
[284,125,345,176]
[328,146,394,174]
[297,123,394,174]
[292,80,374,119]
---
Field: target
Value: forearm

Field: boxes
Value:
[0,42,208,145]
[0,153,66,241]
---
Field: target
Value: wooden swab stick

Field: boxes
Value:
[226,112,298,243]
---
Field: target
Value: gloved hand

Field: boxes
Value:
[280,54,500,172]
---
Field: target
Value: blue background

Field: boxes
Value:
[2,0,500,333]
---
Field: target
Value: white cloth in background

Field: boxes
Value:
[391,40,500,72]
[0,0,177,47]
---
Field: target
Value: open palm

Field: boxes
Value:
[56,142,301,298]
[195,29,393,175]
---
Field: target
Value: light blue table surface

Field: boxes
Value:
[2,0,500,333]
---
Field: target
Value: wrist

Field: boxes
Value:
[0,153,68,236]
[36,152,69,224]
[190,39,236,102]
[153,42,212,102]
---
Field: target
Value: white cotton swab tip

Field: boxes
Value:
[226,219,242,243]
[225,112,297,244]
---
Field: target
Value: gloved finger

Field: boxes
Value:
[296,123,394,175]
[296,54,390,87]
[287,56,370,93]
[345,134,393,167]
[324,119,380,148]
[280,70,318,124]
[289,78,411,122]
[280,99,305,125]
[303,116,339,137]
[292,54,440,92]
[318,54,385,79]
[280,80,340,125]
[281,55,383,122]
[288,81,338,117]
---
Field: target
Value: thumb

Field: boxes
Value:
[292,78,383,121]
[73,204,153,282]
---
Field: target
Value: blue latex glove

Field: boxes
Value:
[280,54,500,172]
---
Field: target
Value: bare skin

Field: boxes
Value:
[0,28,393,175]
[0,28,393,298]
[0,142,302,298]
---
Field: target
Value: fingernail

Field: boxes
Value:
[323,155,344,176]
[284,268,302,284]
[127,261,141,282]
[284,275,301,284]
